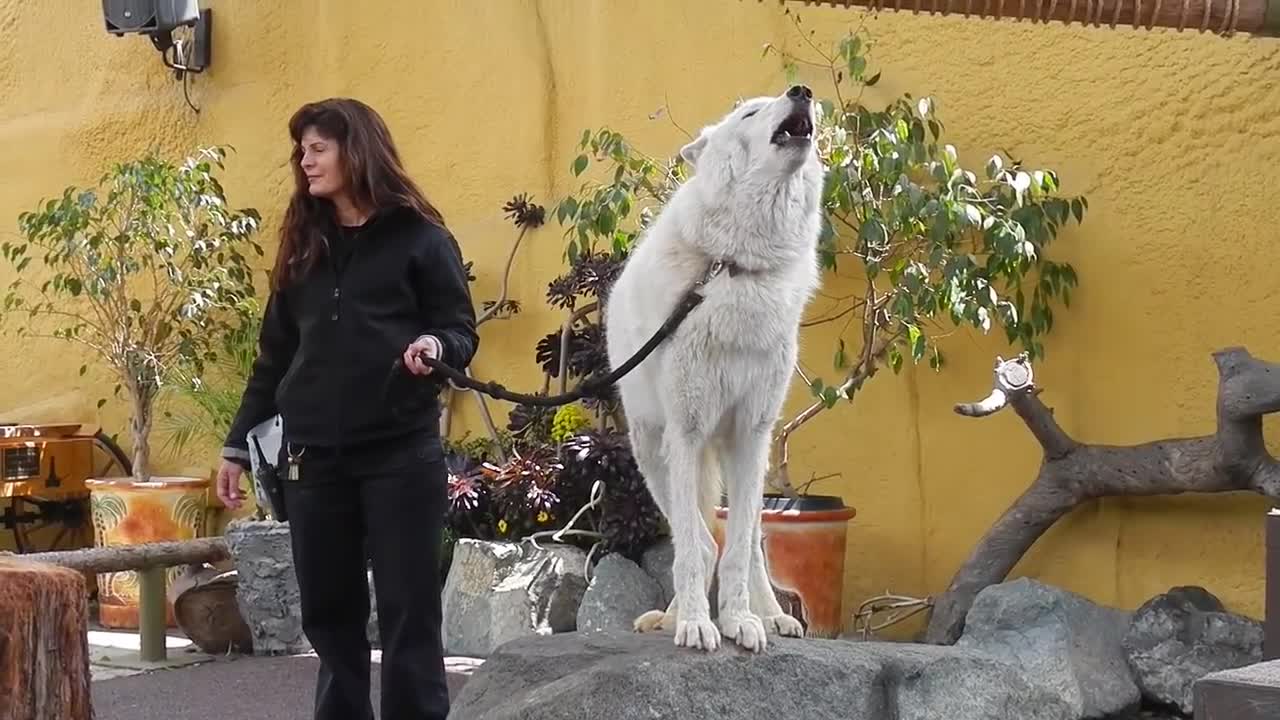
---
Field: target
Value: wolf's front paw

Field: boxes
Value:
[719,611,768,652]
[633,610,668,633]
[764,612,804,638]
[674,617,720,651]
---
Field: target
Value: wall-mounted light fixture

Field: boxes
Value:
[102,0,212,112]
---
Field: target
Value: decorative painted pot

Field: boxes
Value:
[713,494,856,639]
[86,476,211,629]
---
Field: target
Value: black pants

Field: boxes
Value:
[281,432,450,720]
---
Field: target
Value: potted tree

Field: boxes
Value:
[159,307,263,531]
[1,145,263,629]
[545,15,1089,638]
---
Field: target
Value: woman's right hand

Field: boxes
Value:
[216,459,246,509]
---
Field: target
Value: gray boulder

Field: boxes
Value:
[441,539,589,657]
[225,519,309,656]
[640,537,674,606]
[449,630,1076,720]
[1122,585,1264,714]
[956,577,1140,718]
[576,553,663,633]
[226,518,381,655]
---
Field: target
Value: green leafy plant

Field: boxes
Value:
[552,16,1088,495]
[438,194,545,462]
[1,145,264,481]
[444,430,513,467]
[158,307,262,458]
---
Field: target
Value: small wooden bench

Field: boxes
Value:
[1194,660,1280,719]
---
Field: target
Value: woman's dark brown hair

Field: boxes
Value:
[271,97,446,290]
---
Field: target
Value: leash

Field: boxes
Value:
[386,260,734,408]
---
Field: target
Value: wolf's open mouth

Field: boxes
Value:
[771,110,814,145]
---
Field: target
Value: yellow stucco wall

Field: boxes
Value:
[2,0,1278,634]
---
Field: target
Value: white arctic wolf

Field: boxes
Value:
[603,85,826,652]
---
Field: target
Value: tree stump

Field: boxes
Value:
[0,558,92,720]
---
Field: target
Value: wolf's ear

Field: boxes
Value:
[679,131,709,168]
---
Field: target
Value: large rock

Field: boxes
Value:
[956,577,1140,718]
[1122,585,1264,714]
[225,519,309,655]
[640,537,674,606]
[576,553,663,633]
[226,519,379,655]
[450,630,1076,720]
[441,539,589,657]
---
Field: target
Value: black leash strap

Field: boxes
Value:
[387,285,708,408]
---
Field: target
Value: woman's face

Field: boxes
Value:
[298,126,346,200]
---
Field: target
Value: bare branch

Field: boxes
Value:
[801,299,866,328]
[771,289,898,495]
[556,302,599,394]
[924,346,1280,645]
[468,376,507,464]
[477,225,532,326]
[954,387,1010,418]
[954,352,1075,459]
[20,331,111,362]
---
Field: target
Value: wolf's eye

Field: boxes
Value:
[741,110,758,119]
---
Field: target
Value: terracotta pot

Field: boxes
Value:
[85,476,211,629]
[713,494,856,639]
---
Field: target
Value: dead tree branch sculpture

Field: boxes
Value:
[923,347,1280,645]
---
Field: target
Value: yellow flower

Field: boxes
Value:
[497,519,508,534]
[551,403,592,443]
[537,511,549,523]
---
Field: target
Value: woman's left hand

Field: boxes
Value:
[403,334,443,375]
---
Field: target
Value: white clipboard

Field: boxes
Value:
[246,414,283,511]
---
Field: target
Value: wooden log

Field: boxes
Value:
[168,564,253,655]
[5,537,229,574]
[1267,509,1280,660]
[780,0,1280,36]
[0,558,92,720]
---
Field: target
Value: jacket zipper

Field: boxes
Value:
[323,222,366,447]
[321,235,342,321]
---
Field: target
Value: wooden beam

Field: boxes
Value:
[4,537,229,574]
[779,0,1280,36]
[1267,509,1280,660]
[1193,660,1280,719]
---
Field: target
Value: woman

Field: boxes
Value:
[215,97,477,720]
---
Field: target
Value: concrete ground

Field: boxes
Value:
[88,627,481,720]
[88,627,213,680]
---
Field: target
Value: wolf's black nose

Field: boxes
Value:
[787,84,812,100]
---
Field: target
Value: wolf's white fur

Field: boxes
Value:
[604,86,826,652]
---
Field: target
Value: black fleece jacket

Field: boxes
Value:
[221,205,478,467]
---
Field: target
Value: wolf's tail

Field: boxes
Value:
[699,442,725,535]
